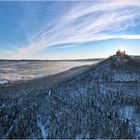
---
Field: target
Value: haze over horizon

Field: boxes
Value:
[0,0,140,60]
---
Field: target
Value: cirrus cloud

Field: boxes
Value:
[8,0,140,59]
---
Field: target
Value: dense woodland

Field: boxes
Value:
[0,55,140,139]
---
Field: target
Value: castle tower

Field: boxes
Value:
[116,49,125,56]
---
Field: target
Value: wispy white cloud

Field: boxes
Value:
[9,0,140,59]
[63,0,140,20]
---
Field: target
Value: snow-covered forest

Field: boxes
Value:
[0,54,140,139]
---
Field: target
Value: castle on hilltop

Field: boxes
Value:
[116,49,126,56]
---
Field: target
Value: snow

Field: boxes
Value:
[116,57,121,63]
[0,103,5,108]
[6,115,19,138]
[99,85,117,92]
[75,131,90,139]
[114,56,128,65]
[136,125,140,138]
[119,106,140,138]
[48,90,51,96]
[114,73,139,81]
[119,105,134,120]
[0,80,8,85]
[37,117,48,139]
[6,122,15,137]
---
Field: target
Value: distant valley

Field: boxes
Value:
[0,59,102,84]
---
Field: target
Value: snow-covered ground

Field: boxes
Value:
[37,117,48,139]
[119,105,134,120]
[75,130,90,139]
[114,73,139,81]
[119,105,140,137]
[0,79,8,85]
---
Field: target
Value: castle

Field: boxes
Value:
[116,49,126,56]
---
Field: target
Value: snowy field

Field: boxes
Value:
[0,60,101,84]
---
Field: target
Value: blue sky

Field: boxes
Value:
[0,0,140,59]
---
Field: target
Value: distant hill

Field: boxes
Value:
[0,58,104,61]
